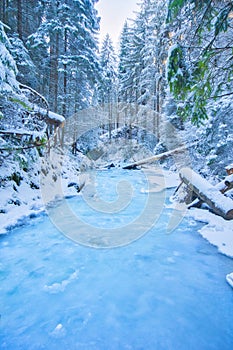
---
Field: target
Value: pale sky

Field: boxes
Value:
[96,0,139,49]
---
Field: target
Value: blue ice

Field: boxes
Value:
[0,169,233,350]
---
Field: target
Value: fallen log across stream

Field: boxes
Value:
[215,174,233,194]
[180,168,233,220]
[122,144,195,170]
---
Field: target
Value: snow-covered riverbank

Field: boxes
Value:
[1,163,233,291]
[188,208,233,258]
[1,165,232,258]
[0,150,89,234]
[187,208,233,289]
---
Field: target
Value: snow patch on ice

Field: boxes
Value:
[44,270,79,294]
[226,273,233,289]
[51,323,66,338]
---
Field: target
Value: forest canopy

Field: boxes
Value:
[0,0,233,127]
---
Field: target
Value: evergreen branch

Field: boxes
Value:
[210,92,233,99]
[19,83,49,111]
[192,0,213,40]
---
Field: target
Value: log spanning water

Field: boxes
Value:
[180,167,233,220]
[215,174,233,194]
[122,144,192,170]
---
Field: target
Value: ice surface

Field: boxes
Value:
[0,169,233,350]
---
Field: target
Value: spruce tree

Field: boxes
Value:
[167,0,233,125]
[1,0,101,116]
[99,34,117,105]
[118,0,168,135]
[118,22,132,103]
[0,21,18,94]
[99,33,118,137]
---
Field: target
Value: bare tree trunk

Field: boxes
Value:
[49,32,59,112]
[156,75,162,141]
[63,28,68,117]
[24,0,30,40]
[108,96,112,141]
[0,0,7,23]
[17,0,23,40]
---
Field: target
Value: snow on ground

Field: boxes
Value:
[163,170,233,288]
[163,169,180,188]
[188,208,233,258]
[0,150,89,235]
[187,206,233,289]
[0,181,44,234]
[164,170,233,259]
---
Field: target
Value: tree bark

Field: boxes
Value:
[1,0,9,25]
[17,0,23,40]
[49,31,59,112]
[63,27,68,117]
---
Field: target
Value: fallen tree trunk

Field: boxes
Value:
[180,168,233,220]
[187,174,233,208]
[123,144,195,170]
[215,174,233,194]
[0,129,36,137]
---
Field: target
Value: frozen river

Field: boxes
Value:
[0,169,233,349]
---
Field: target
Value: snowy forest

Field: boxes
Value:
[1,1,233,348]
[0,0,233,215]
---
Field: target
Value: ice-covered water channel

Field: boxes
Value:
[1,169,233,350]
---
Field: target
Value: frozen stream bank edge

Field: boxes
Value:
[0,166,233,288]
